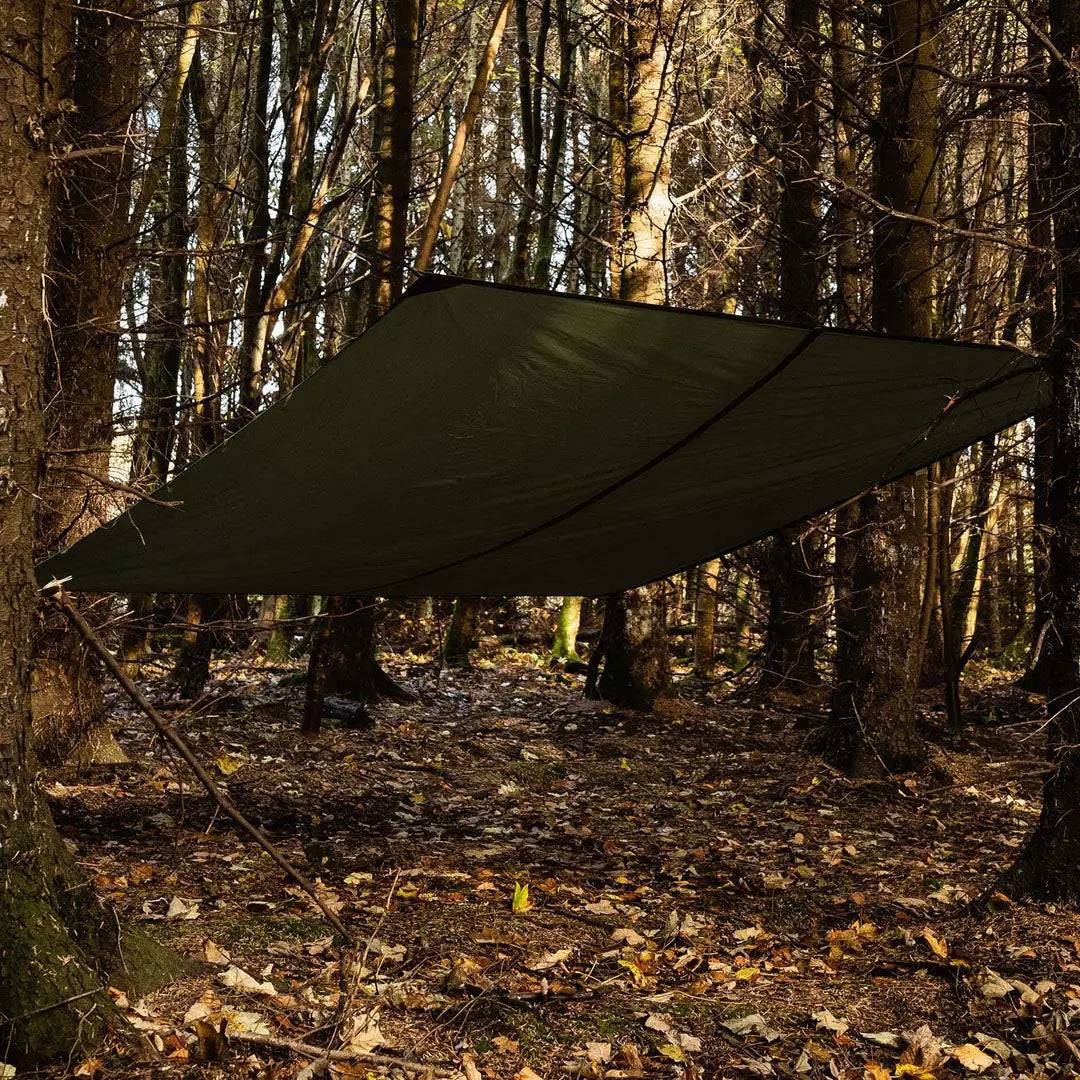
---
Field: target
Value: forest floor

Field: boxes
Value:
[34,646,1080,1080]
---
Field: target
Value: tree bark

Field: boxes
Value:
[693,559,720,678]
[1005,0,1080,901]
[305,0,413,727]
[761,527,821,689]
[551,596,584,663]
[593,0,675,710]
[443,596,482,667]
[34,0,141,765]
[761,0,823,693]
[596,588,672,709]
[0,13,188,1058]
[826,0,938,776]
[1020,3,1055,689]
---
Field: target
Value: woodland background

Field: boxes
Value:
[6,0,1080,1074]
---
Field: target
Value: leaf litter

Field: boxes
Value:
[34,653,1080,1079]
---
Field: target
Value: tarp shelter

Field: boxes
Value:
[37,277,1050,597]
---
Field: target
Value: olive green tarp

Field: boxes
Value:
[36,277,1050,597]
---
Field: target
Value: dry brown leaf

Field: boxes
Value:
[921,930,947,959]
[951,1044,994,1073]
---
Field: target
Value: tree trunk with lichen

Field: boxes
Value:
[551,596,584,663]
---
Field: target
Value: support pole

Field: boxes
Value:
[47,586,352,943]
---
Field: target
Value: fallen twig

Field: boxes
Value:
[48,586,352,944]
[226,1029,454,1076]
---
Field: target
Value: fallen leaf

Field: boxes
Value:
[586,1042,612,1063]
[921,930,947,959]
[219,965,276,995]
[512,881,531,914]
[722,1013,781,1042]
[345,1014,384,1054]
[978,971,1013,1000]
[584,900,618,916]
[952,1044,994,1073]
[203,939,230,965]
[527,948,572,971]
[166,895,200,920]
[894,1066,937,1080]
[862,1032,903,1050]
[659,1043,687,1062]
[813,1010,849,1036]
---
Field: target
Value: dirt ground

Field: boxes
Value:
[33,648,1080,1080]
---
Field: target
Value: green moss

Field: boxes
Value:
[0,869,110,1066]
[109,927,199,999]
[215,911,328,948]
[505,761,568,786]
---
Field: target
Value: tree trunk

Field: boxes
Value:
[320,597,417,699]
[266,595,297,663]
[1005,0,1080,901]
[761,527,821,689]
[551,596,584,663]
[170,594,222,699]
[730,570,753,671]
[0,18,189,1057]
[762,0,822,692]
[594,0,674,709]
[693,559,720,677]
[34,0,141,766]
[1020,7,1055,688]
[826,0,938,776]
[444,596,482,667]
[595,589,672,709]
[306,0,416,726]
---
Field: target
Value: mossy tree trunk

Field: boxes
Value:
[730,570,753,672]
[551,596,584,663]
[1,22,132,1059]
[444,596,482,668]
[266,594,297,663]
